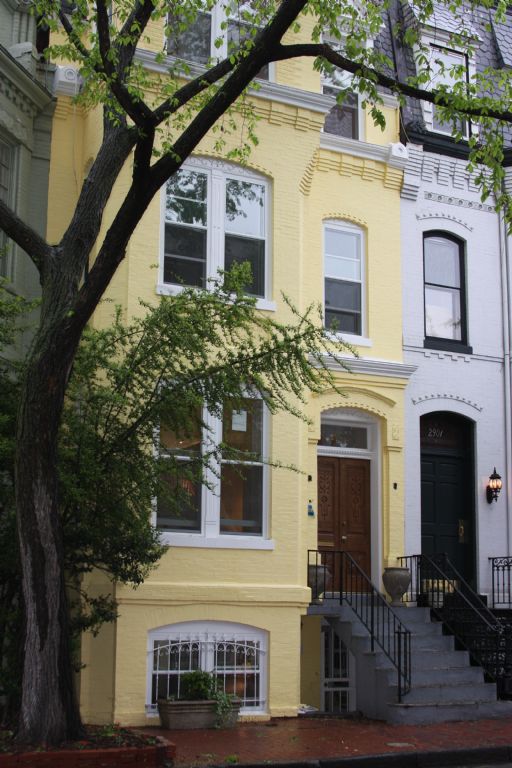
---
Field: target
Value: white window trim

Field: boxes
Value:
[147,621,268,716]
[154,400,274,550]
[164,3,275,82]
[323,219,367,341]
[158,157,273,310]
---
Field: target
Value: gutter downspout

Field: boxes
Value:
[498,197,512,557]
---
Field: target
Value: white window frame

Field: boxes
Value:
[418,36,476,138]
[147,621,268,716]
[0,136,17,283]
[323,219,367,344]
[154,399,273,550]
[158,157,275,312]
[165,3,275,82]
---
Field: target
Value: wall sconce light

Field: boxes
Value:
[486,468,502,504]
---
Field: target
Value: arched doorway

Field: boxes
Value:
[420,412,475,583]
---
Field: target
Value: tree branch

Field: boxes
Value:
[58,10,91,60]
[115,0,159,80]
[274,42,512,124]
[0,199,51,273]
[152,0,311,182]
[152,57,237,126]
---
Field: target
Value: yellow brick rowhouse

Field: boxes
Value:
[46,10,413,724]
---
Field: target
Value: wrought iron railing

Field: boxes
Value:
[399,553,512,696]
[307,549,411,702]
[490,557,512,609]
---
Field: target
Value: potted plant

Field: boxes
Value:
[158,670,241,730]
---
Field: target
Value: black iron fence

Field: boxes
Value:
[490,557,512,609]
[307,549,411,702]
[399,553,512,696]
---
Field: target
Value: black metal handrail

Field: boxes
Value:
[308,549,411,702]
[399,553,512,693]
[490,557,512,608]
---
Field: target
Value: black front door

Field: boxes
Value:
[420,413,475,584]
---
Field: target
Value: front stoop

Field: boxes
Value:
[317,601,512,724]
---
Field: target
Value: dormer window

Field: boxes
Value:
[429,45,469,137]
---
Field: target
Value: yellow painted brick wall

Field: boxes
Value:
[48,30,407,724]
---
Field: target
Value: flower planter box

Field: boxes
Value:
[157,698,240,730]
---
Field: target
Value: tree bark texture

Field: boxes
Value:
[15,305,84,744]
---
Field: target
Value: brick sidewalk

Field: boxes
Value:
[144,715,512,767]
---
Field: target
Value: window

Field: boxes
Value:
[167,2,269,80]
[423,232,470,351]
[321,30,363,141]
[0,138,15,281]
[148,622,267,715]
[324,221,364,337]
[425,45,469,137]
[323,86,359,140]
[162,161,269,301]
[157,398,268,542]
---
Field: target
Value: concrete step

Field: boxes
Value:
[391,681,498,705]
[348,626,453,652]
[387,698,512,725]
[409,664,485,686]
[373,647,470,670]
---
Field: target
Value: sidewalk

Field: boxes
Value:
[145,714,512,768]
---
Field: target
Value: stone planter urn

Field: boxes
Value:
[382,566,411,607]
[157,698,241,730]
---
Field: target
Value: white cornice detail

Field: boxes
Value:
[318,354,417,379]
[135,48,400,117]
[135,48,332,114]
[320,134,408,169]
[53,65,82,97]
[0,45,53,113]
[411,392,483,411]
[250,79,332,114]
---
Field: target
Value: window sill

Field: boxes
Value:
[156,283,276,312]
[424,338,473,355]
[159,532,275,550]
[327,331,373,348]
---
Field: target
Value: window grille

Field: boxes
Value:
[148,628,266,714]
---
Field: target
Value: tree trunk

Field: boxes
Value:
[15,316,84,745]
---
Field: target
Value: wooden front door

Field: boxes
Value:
[317,456,371,577]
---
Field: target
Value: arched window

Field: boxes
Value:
[423,232,470,352]
[324,220,365,338]
[147,621,267,715]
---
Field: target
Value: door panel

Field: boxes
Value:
[421,452,472,581]
[318,456,371,577]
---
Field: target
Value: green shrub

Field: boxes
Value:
[180,671,216,701]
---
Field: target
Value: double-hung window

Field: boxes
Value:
[423,232,470,351]
[0,138,15,281]
[157,398,269,545]
[324,221,364,337]
[161,160,270,303]
[167,2,269,80]
[425,45,469,137]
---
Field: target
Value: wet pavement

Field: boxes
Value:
[145,714,512,767]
